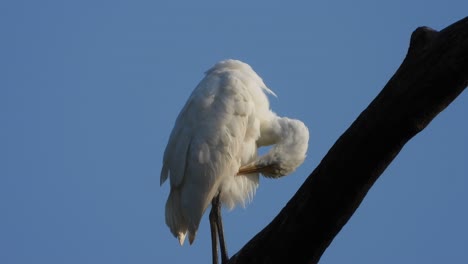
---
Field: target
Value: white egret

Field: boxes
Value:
[160,59,309,264]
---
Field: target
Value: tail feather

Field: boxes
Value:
[165,189,189,245]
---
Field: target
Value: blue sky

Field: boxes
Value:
[1,1,467,263]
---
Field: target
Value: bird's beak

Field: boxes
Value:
[238,163,278,175]
[237,163,261,175]
[238,163,282,178]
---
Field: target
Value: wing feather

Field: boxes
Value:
[161,71,254,243]
[161,59,272,244]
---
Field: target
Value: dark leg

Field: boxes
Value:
[212,193,229,264]
[209,203,219,264]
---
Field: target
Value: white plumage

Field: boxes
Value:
[160,60,309,250]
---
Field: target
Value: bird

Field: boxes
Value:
[160,59,309,264]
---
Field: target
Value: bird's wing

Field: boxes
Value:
[161,70,258,242]
[161,74,254,186]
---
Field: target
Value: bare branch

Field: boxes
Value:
[228,17,468,264]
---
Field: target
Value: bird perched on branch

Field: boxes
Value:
[161,59,309,264]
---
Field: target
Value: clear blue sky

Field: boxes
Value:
[1,1,467,263]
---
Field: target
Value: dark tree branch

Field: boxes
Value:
[228,17,468,264]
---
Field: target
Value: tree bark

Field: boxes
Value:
[228,17,468,264]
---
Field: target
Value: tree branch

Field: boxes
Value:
[228,17,468,264]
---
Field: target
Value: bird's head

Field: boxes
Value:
[238,118,309,178]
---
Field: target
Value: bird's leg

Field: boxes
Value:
[209,201,219,264]
[212,193,229,263]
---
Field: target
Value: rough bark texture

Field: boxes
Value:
[228,17,468,264]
